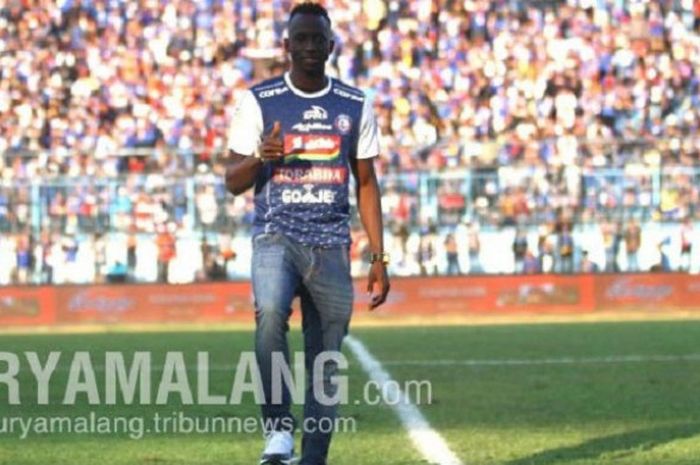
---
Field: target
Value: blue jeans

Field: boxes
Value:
[252,232,353,465]
[627,251,639,272]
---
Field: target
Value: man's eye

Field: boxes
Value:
[294,34,326,45]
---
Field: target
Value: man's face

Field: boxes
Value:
[285,13,334,75]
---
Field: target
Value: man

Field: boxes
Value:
[624,219,641,272]
[224,3,390,465]
[680,217,693,272]
[579,250,599,273]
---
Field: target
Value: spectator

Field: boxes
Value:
[106,262,129,284]
[513,228,528,273]
[624,219,642,271]
[126,228,138,277]
[601,220,618,272]
[35,232,54,284]
[540,239,556,274]
[467,222,482,274]
[523,249,540,274]
[14,236,32,284]
[3,1,700,179]
[657,240,672,272]
[579,250,599,273]
[94,233,107,283]
[155,223,176,283]
[680,217,693,271]
[444,233,461,275]
[558,224,574,274]
[418,223,438,276]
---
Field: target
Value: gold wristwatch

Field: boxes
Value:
[369,252,390,265]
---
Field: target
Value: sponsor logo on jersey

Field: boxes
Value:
[333,87,364,102]
[303,105,328,120]
[292,122,333,132]
[284,134,341,161]
[281,184,336,204]
[258,87,289,98]
[273,167,347,184]
[335,114,352,135]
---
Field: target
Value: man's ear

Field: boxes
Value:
[328,39,335,55]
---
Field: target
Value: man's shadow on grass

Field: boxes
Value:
[506,422,700,465]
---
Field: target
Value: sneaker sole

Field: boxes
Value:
[259,455,298,465]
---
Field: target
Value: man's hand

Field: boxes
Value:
[259,121,286,162]
[367,262,390,310]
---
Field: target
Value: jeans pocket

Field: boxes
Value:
[253,233,275,247]
[340,245,350,271]
[253,235,285,268]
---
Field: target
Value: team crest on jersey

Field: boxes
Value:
[284,134,341,161]
[335,114,352,135]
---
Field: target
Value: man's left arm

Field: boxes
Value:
[351,157,390,310]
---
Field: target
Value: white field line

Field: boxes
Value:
[380,353,700,367]
[345,335,464,465]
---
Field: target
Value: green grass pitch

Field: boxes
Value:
[1,320,700,465]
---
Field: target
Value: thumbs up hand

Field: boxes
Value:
[258,121,286,162]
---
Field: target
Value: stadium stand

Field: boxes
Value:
[0,0,699,284]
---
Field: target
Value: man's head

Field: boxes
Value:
[285,2,334,76]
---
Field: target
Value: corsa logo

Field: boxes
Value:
[258,87,289,98]
[284,134,341,161]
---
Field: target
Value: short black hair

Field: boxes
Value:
[289,2,331,27]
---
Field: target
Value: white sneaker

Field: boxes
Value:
[259,431,296,465]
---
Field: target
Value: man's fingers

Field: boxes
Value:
[366,273,377,310]
[370,292,386,310]
[372,282,390,308]
[262,141,284,153]
[260,140,285,159]
[261,122,284,160]
[269,121,282,139]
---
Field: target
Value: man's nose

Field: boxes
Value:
[302,39,317,51]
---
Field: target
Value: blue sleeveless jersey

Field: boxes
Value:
[250,76,367,247]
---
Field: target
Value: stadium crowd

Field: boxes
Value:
[1,0,700,284]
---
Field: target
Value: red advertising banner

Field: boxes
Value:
[595,274,700,310]
[359,274,596,316]
[2,273,700,327]
[0,286,55,326]
[53,283,255,324]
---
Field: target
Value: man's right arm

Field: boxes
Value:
[224,89,265,196]
[224,151,263,196]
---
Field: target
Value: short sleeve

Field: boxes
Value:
[356,95,381,159]
[227,90,264,156]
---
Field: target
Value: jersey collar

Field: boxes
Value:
[284,72,333,98]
